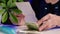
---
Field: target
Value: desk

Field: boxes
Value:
[17,27,60,34]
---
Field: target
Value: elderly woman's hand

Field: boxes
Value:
[37,13,60,31]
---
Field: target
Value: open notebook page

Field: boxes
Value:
[16,2,38,23]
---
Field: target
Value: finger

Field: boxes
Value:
[43,20,52,30]
[39,22,48,31]
[37,14,50,25]
[44,20,56,30]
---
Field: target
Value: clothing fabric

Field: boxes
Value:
[30,0,60,20]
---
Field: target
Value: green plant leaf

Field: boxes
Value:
[12,0,16,2]
[0,9,5,15]
[7,0,12,8]
[0,3,6,7]
[9,13,18,23]
[2,11,8,23]
[7,0,16,8]
[12,9,22,14]
[18,0,24,2]
[11,2,16,7]
[0,0,6,3]
[2,0,6,3]
[26,23,38,31]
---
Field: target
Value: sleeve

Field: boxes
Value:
[29,0,49,20]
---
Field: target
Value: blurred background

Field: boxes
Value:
[24,0,29,1]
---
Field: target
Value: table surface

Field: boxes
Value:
[17,28,60,34]
[0,32,4,34]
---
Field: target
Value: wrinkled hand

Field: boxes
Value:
[37,13,60,31]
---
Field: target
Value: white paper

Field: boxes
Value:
[16,2,38,23]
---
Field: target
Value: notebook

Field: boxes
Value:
[16,2,38,23]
